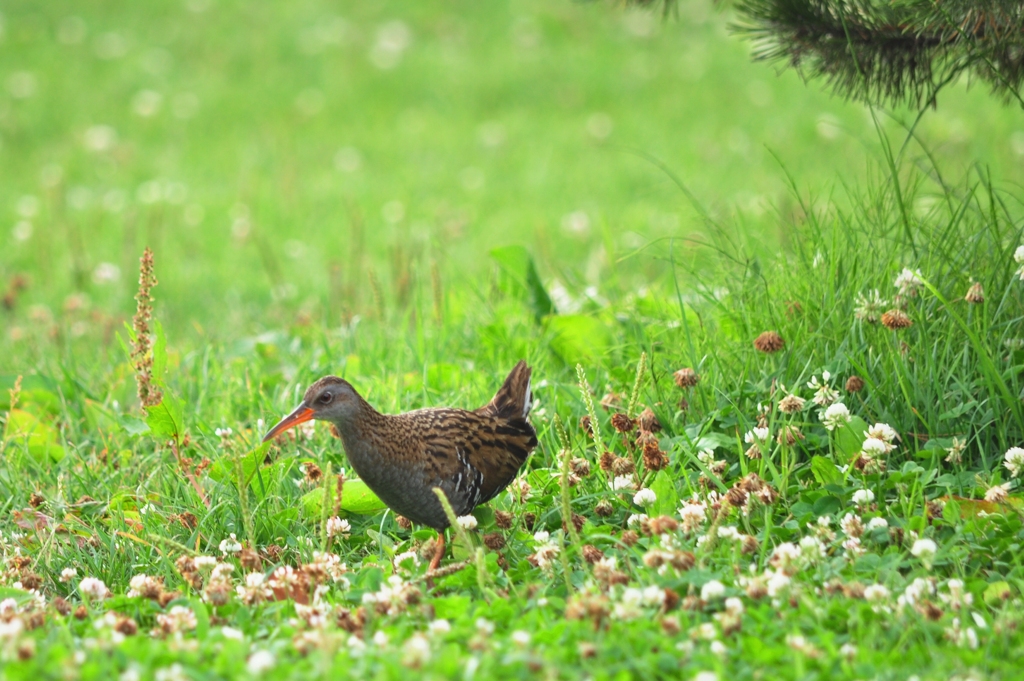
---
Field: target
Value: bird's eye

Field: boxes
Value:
[318,392,334,405]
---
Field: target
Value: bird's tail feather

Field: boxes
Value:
[478,360,532,420]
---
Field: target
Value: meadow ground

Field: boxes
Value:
[2,1,1024,679]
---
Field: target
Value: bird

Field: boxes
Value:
[262,360,537,573]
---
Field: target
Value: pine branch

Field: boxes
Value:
[613,0,1024,108]
[733,0,1024,107]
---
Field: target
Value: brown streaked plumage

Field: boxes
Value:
[263,361,537,572]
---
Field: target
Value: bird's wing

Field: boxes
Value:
[415,409,537,514]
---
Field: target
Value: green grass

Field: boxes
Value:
[2,1,1024,679]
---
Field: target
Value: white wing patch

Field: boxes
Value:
[522,375,532,419]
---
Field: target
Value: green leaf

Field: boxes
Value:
[834,415,869,462]
[811,495,841,516]
[152,319,168,383]
[300,479,386,518]
[191,598,210,640]
[208,445,269,483]
[144,391,184,442]
[489,245,554,321]
[545,314,611,362]
[650,470,679,517]
[3,408,65,462]
[810,455,841,485]
[984,581,1012,606]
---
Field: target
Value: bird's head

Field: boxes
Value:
[262,376,361,442]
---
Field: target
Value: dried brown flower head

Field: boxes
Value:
[47,598,70,620]
[303,463,323,485]
[611,457,635,476]
[845,375,865,393]
[673,368,700,388]
[570,458,591,477]
[881,309,912,330]
[579,416,593,437]
[114,617,139,636]
[642,445,669,471]
[964,281,984,304]
[396,515,412,530]
[610,413,635,434]
[776,425,804,446]
[494,510,514,530]
[637,407,661,433]
[600,392,622,411]
[598,451,615,472]
[753,331,785,353]
[647,516,679,535]
[522,512,537,531]
[239,549,262,571]
[483,533,506,550]
[28,492,44,508]
[620,530,639,546]
[594,500,614,517]
[581,545,604,563]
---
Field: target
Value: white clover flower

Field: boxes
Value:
[246,650,275,674]
[695,622,718,640]
[79,577,109,600]
[807,374,840,407]
[393,551,420,570]
[820,403,851,431]
[456,515,478,531]
[867,423,898,443]
[852,489,875,506]
[219,533,242,554]
[700,580,726,601]
[402,633,431,666]
[627,513,648,529]
[894,268,924,296]
[710,640,727,656]
[697,449,716,465]
[633,488,657,506]
[911,538,938,564]
[861,437,888,458]
[641,585,666,607]
[765,571,790,598]
[854,289,888,323]
[985,483,1010,504]
[372,630,389,647]
[723,597,744,616]
[863,584,889,602]
[221,626,244,640]
[866,517,889,531]
[214,427,233,438]
[693,672,719,681]
[60,567,78,583]
[744,427,770,444]
[798,536,824,562]
[428,619,451,636]
[612,475,637,491]
[1004,447,1024,478]
[771,542,802,571]
[326,516,351,538]
[678,502,707,533]
[476,618,495,636]
[510,630,531,647]
[533,530,550,544]
[1015,245,1024,265]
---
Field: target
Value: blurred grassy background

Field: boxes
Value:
[2,0,1023,357]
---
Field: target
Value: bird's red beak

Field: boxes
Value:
[262,404,315,443]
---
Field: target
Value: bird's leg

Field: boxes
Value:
[429,530,446,572]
